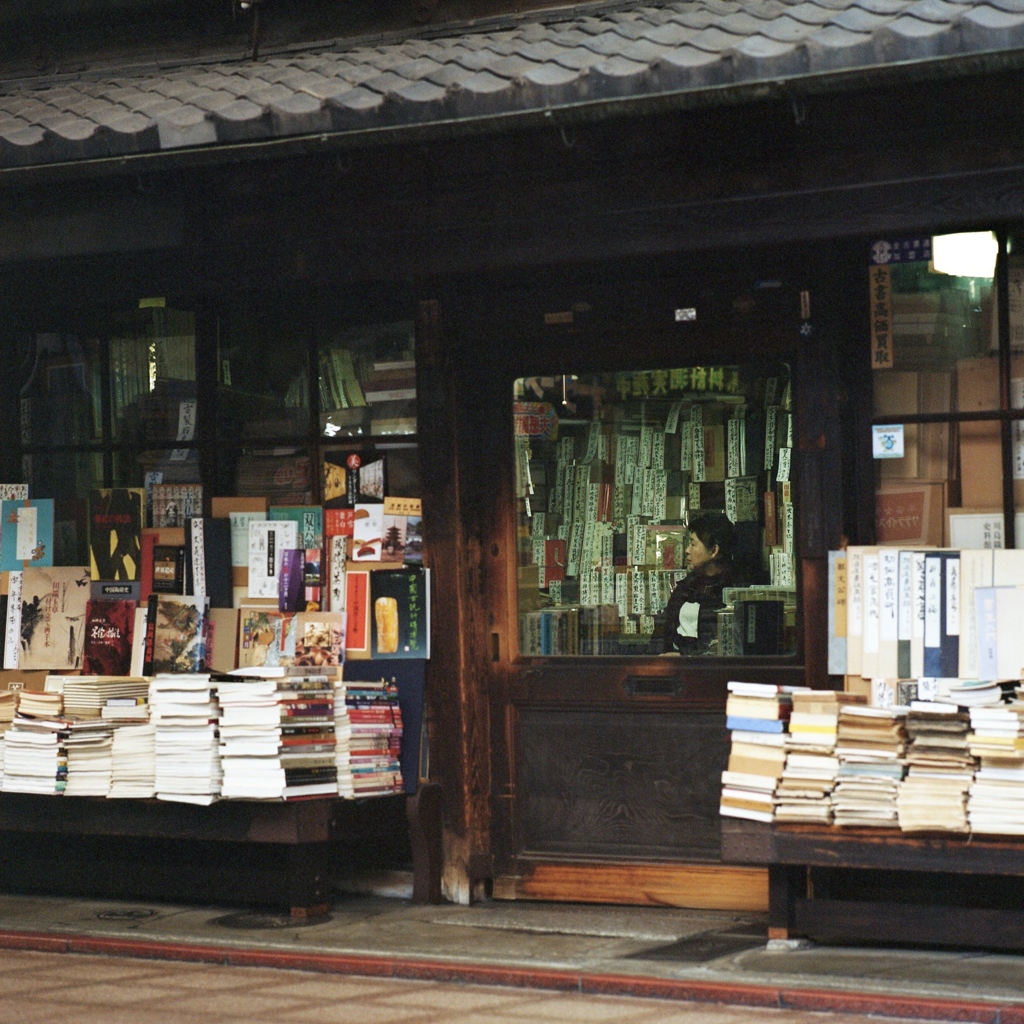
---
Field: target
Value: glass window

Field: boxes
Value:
[513,365,797,657]
[319,320,416,439]
[870,233,1002,544]
[216,293,311,442]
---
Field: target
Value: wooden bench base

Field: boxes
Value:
[723,820,1024,950]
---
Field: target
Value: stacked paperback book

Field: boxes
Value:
[896,703,975,833]
[219,670,337,800]
[3,692,69,795]
[151,674,221,805]
[344,680,404,796]
[832,706,907,827]
[775,691,865,823]
[720,681,801,823]
[967,696,1024,834]
[63,719,116,796]
[108,723,157,798]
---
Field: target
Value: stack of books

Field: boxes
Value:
[832,706,908,827]
[151,673,221,805]
[345,680,403,796]
[108,723,157,798]
[720,682,798,823]
[63,719,116,796]
[218,672,337,799]
[60,676,150,718]
[101,697,149,722]
[334,682,354,798]
[787,691,864,753]
[896,703,975,832]
[278,674,337,798]
[0,690,16,786]
[218,676,289,799]
[3,693,69,795]
[774,752,841,823]
[967,701,1024,833]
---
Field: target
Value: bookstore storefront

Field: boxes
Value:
[3,36,1024,910]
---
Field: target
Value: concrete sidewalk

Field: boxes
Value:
[0,891,1021,1022]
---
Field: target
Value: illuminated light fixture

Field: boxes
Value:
[931,231,998,279]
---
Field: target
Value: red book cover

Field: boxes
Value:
[139,532,157,603]
[324,508,354,537]
[764,491,778,547]
[83,599,136,676]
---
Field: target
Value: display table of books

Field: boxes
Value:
[718,679,1024,951]
[0,673,441,916]
[721,817,1024,951]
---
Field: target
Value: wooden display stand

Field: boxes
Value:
[0,784,443,917]
[722,819,1024,950]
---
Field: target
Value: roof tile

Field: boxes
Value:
[719,10,775,32]
[806,22,877,66]
[425,62,480,87]
[211,98,270,141]
[589,54,652,94]
[619,37,676,60]
[874,13,958,57]
[758,15,823,40]
[653,43,733,87]
[786,2,842,22]
[244,83,295,106]
[731,33,810,76]
[487,54,545,78]
[326,86,386,131]
[393,56,445,79]
[156,105,216,149]
[361,71,413,94]
[830,6,896,28]
[551,46,611,70]
[959,3,1024,46]
[640,21,699,43]
[689,25,749,49]
[189,90,237,113]
[269,92,332,134]
[904,0,965,19]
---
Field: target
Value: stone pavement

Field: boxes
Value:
[0,892,1022,1021]
[0,947,958,1024]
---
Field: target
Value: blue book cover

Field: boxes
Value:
[726,716,786,733]
[0,499,54,571]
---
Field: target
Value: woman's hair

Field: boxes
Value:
[688,511,734,564]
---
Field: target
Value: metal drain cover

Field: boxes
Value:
[96,909,160,921]
[628,931,765,963]
[213,910,332,930]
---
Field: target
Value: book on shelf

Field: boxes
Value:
[370,567,430,659]
[150,483,203,528]
[143,593,208,675]
[247,519,298,600]
[152,544,185,594]
[88,488,144,582]
[0,498,54,571]
[82,599,136,676]
[184,517,233,609]
[18,565,92,671]
[269,505,323,549]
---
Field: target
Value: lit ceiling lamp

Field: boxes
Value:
[931,231,998,279]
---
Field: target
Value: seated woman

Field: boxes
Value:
[663,511,738,656]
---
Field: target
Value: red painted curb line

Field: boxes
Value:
[0,930,1021,1022]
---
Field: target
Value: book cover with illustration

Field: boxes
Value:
[237,607,287,668]
[89,488,144,582]
[323,451,385,508]
[150,483,203,528]
[286,611,344,668]
[82,598,136,676]
[370,567,430,659]
[145,593,208,674]
[19,565,92,670]
[0,499,54,571]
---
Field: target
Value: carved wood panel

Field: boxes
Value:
[517,709,728,861]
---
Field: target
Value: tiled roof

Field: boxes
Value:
[1,0,1023,170]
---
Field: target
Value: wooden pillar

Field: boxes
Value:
[416,298,492,903]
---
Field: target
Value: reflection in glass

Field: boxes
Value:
[319,321,416,439]
[20,333,101,447]
[110,307,196,445]
[514,366,796,657]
